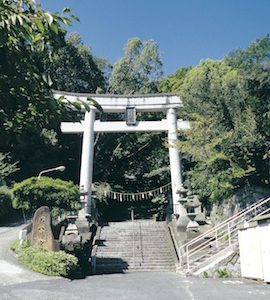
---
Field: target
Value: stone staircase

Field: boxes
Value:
[94,220,177,274]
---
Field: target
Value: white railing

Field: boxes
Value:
[178,196,270,274]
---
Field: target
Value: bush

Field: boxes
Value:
[12,177,80,218]
[10,240,78,277]
[0,186,13,218]
[216,268,230,278]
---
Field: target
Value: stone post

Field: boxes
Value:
[78,107,96,219]
[167,108,187,217]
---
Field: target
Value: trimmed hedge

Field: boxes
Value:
[12,177,80,218]
[10,240,78,277]
[0,186,13,218]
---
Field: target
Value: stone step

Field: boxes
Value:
[96,256,174,261]
[96,265,175,272]
[102,227,165,234]
[100,234,168,238]
[97,250,172,255]
[98,237,169,241]
[97,243,170,248]
[96,263,175,269]
[96,239,170,247]
[100,233,167,238]
[100,236,168,239]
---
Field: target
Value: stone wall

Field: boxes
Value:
[210,185,270,225]
[199,252,241,279]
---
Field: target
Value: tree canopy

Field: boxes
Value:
[174,39,270,203]
[109,38,163,94]
[44,32,105,93]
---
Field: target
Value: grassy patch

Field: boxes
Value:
[10,240,78,277]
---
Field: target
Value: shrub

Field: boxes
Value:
[0,186,13,218]
[10,240,78,277]
[12,177,80,218]
[216,268,230,278]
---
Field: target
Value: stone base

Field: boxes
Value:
[75,218,90,234]
[62,233,82,245]
[187,220,200,230]
[177,215,190,232]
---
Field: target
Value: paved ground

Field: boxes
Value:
[0,223,53,285]
[1,272,270,300]
[1,224,270,300]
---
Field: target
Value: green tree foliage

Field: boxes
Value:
[226,35,270,138]
[109,38,163,94]
[0,1,102,181]
[159,66,192,93]
[0,153,19,182]
[0,186,12,218]
[94,132,170,193]
[12,177,80,217]
[44,32,105,93]
[178,60,261,202]
[226,36,270,183]
[0,0,76,180]
[91,38,168,196]
[0,0,69,141]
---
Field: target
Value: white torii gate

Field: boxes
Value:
[54,91,190,220]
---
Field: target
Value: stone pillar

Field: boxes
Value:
[78,107,96,219]
[167,108,186,217]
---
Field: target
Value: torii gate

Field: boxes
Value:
[54,91,190,220]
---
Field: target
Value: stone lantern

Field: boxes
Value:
[185,192,201,230]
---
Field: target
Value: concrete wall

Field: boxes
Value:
[238,220,270,282]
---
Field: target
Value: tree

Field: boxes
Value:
[93,38,168,197]
[0,0,71,141]
[109,38,163,94]
[0,0,72,180]
[12,177,80,218]
[0,153,19,183]
[44,32,105,93]
[159,66,192,93]
[0,1,97,181]
[177,60,261,202]
[226,36,270,184]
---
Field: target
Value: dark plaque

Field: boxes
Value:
[126,106,136,125]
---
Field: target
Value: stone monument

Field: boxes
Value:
[31,206,59,251]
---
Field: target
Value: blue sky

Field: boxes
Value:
[41,0,270,75]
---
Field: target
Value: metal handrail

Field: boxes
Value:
[179,195,270,272]
[180,196,270,251]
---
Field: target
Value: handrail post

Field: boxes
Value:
[228,223,231,246]
[186,246,190,272]
[132,215,135,267]
[215,228,219,248]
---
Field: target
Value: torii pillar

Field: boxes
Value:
[78,107,96,219]
[167,108,187,217]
